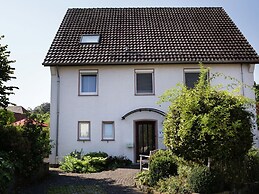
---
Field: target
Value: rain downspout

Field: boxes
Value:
[55,66,60,164]
[241,64,245,96]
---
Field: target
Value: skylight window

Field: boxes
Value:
[80,34,100,44]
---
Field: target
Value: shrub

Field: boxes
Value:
[156,175,191,194]
[60,151,132,173]
[17,119,51,177]
[161,65,253,164]
[149,150,178,186]
[244,148,259,183]
[84,151,108,158]
[106,155,132,169]
[135,171,151,186]
[0,152,15,193]
[69,149,83,159]
[188,165,223,194]
[60,155,107,173]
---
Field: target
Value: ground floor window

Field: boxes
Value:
[102,121,115,141]
[78,121,91,141]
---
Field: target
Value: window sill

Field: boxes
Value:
[78,139,91,141]
[101,139,115,141]
[135,93,155,96]
[79,93,98,96]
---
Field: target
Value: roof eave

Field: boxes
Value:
[42,60,259,67]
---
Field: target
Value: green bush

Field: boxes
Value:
[156,175,191,194]
[188,165,223,194]
[0,152,15,194]
[84,151,108,158]
[0,112,51,178]
[149,150,178,186]
[69,149,83,159]
[60,155,107,173]
[106,155,132,169]
[60,151,132,173]
[244,148,259,183]
[135,171,151,186]
[17,118,51,177]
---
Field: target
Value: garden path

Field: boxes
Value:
[18,167,145,194]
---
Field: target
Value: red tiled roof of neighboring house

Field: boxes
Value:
[13,118,48,127]
[42,7,259,66]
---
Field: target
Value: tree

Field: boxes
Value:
[33,102,50,114]
[161,66,253,164]
[0,35,18,108]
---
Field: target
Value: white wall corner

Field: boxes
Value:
[50,66,57,76]
[248,64,255,73]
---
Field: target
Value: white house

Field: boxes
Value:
[43,7,259,164]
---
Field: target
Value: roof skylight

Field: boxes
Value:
[80,34,100,44]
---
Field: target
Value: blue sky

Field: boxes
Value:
[1,0,259,109]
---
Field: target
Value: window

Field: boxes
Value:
[135,69,154,95]
[80,34,100,44]
[78,121,90,141]
[184,69,208,88]
[79,70,98,95]
[102,121,115,141]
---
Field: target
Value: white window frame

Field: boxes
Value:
[78,121,91,141]
[79,70,98,96]
[102,121,115,141]
[135,69,155,95]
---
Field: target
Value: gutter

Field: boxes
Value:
[55,66,60,164]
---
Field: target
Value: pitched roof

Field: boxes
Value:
[7,106,27,114]
[43,7,259,66]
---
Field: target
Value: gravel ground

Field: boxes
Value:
[17,167,145,194]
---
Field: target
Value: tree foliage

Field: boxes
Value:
[33,102,50,114]
[0,35,18,108]
[0,112,51,178]
[161,66,253,164]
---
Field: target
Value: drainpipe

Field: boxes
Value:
[55,66,60,164]
[241,64,245,96]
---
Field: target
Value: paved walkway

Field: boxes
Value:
[18,167,145,194]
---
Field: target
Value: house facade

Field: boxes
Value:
[43,8,259,164]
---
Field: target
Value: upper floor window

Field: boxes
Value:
[135,69,154,95]
[80,34,100,44]
[79,70,98,95]
[184,69,208,89]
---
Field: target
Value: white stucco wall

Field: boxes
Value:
[49,63,257,164]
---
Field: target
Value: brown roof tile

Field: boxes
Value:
[43,7,259,66]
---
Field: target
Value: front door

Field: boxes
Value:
[135,121,156,161]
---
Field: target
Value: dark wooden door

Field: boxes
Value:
[135,121,156,161]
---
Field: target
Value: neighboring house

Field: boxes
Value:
[43,7,259,164]
[6,106,28,122]
[12,118,48,127]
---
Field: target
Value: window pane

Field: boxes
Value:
[136,73,153,93]
[185,72,200,88]
[81,35,100,43]
[81,75,97,93]
[79,122,90,140]
[103,123,114,140]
